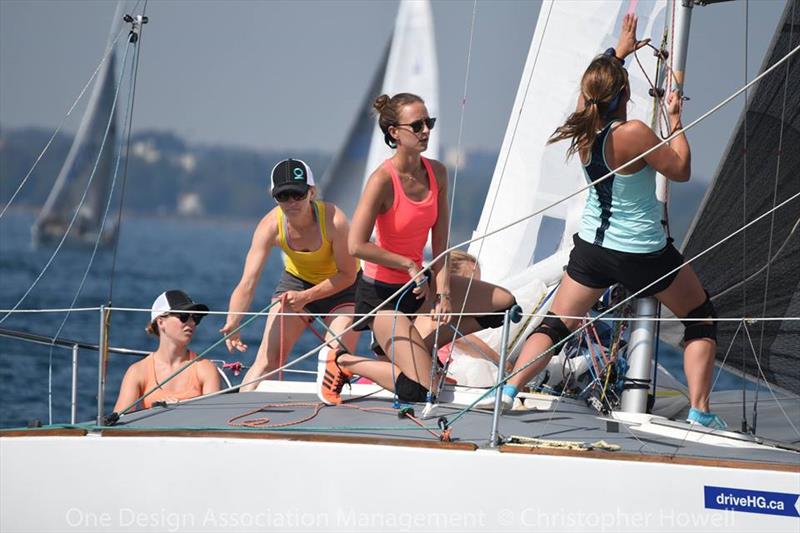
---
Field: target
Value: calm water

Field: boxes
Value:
[0,211,744,428]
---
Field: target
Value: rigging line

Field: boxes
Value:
[449,42,800,262]
[741,0,750,431]
[0,24,129,221]
[754,0,797,435]
[0,40,134,327]
[443,2,554,376]
[437,1,479,373]
[470,0,554,270]
[446,190,800,428]
[41,305,800,322]
[711,216,799,301]
[109,0,148,306]
[44,35,138,425]
[741,320,800,439]
[445,0,477,250]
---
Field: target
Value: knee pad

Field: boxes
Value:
[394,373,429,403]
[682,293,717,343]
[530,311,571,347]
[475,299,519,329]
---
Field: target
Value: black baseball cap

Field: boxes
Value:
[150,290,209,323]
[270,158,316,197]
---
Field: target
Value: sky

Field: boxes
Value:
[0,0,789,183]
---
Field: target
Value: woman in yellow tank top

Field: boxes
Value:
[221,159,361,392]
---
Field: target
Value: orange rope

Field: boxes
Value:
[226,401,449,440]
[228,401,323,428]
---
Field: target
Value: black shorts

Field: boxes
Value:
[272,271,357,316]
[353,275,428,331]
[566,234,683,297]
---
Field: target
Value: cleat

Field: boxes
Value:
[316,346,353,405]
[686,407,728,430]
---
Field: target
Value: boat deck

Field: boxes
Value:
[112,384,800,469]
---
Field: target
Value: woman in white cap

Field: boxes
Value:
[222,158,360,391]
[113,290,221,412]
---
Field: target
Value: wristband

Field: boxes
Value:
[603,47,625,66]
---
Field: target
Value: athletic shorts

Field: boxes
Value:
[353,275,429,331]
[272,271,357,316]
[566,234,683,297]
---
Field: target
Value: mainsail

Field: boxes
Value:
[31,7,121,246]
[320,0,439,217]
[469,0,668,284]
[680,0,799,395]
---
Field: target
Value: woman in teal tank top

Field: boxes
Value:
[503,15,725,428]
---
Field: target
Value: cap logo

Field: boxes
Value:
[293,167,305,180]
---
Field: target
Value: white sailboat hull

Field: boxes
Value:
[2,433,797,532]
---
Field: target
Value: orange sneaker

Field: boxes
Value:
[316,346,353,405]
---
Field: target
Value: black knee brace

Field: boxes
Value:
[475,299,519,329]
[394,373,429,403]
[530,311,571,346]
[682,293,717,343]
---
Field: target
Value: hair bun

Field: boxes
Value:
[373,94,390,114]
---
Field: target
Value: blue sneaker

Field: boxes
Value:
[474,385,517,411]
[687,407,728,430]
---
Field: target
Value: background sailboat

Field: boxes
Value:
[319,0,439,217]
[30,8,121,248]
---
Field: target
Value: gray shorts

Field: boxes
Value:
[272,271,358,316]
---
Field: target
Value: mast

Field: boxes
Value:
[621,0,695,414]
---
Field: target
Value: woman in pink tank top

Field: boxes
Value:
[113,290,221,413]
[315,93,516,406]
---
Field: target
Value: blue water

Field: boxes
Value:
[0,211,747,428]
[0,211,375,428]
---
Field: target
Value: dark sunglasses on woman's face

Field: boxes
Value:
[395,117,436,134]
[274,190,309,203]
[170,312,203,324]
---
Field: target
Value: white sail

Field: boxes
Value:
[470,0,668,284]
[363,0,439,188]
[32,4,123,246]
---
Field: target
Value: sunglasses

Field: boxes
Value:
[395,117,436,134]
[169,312,203,324]
[274,190,309,203]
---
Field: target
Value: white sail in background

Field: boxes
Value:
[470,0,667,284]
[32,4,123,246]
[363,0,439,190]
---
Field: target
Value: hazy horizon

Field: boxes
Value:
[0,0,788,183]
